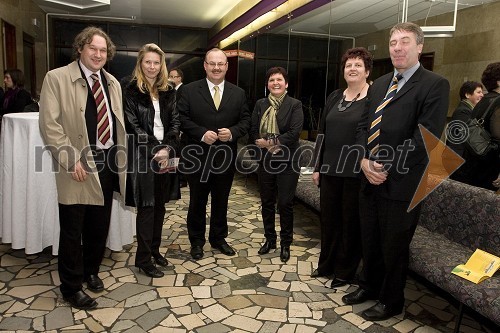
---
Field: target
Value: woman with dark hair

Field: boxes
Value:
[124,43,180,277]
[447,81,483,156]
[2,69,33,115]
[455,62,500,191]
[311,47,373,288]
[250,66,303,263]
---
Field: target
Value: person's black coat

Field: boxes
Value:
[123,80,181,207]
[447,100,473,156]
[1,88,32,115]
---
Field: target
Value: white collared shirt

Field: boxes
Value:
[79,60,114,149]
[206,79,225,101]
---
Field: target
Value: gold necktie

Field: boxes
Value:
[213,86,220,110]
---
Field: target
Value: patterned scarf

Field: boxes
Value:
[260,91,287,136]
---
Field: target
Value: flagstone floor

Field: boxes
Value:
[0,174,497,333]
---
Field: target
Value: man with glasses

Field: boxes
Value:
[177,48,250,260]
[168,67,184,90]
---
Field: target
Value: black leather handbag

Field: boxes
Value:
[465,96,499,156]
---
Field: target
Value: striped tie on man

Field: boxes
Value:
[367,73,403,157]
[91,73,111,145]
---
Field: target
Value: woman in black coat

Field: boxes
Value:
[249,67,303,263]
[124,43,180,277]
[2,69,32,115]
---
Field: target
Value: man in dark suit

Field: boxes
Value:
[177,48,250,260]
[342,22,450,321]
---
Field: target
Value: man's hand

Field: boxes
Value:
[360,158,388,185]
[71,161,88,182]
[217,128,232,142]
[153,148,169,162]
[203,130,218,144]
[312,172,320,186]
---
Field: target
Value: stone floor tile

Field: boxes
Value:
[258,321,281,333]
[160,313,182,327]
[124,290,158,307]
[6,285,54,299]
[414,325,444,333]
[147,298,169,310]
[407,302,423,316]
[83,316,105,332]
[267,281,290,291]
[288,301,313,318]
[191,285,211,299]
[218,295,253,310]
[419,295,450,310]
[270,270,286,282]
[171,305,192,315]
[90,307,124,328]
[257,308,288,322]
[341,312,365,327]
[177,313,205,331]
[29,296,55,311]
[248,295,288,309]
[277,323,297,333]
[295,324,317,333]
[235,305,262,318]
[222,314,263,332]
[289,281,311,292]
[308,301,335,311]
[393,318,421,332]
[168,294,195,308]
[202,303,233,322]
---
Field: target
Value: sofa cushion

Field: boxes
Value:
[410,225,500,325]
[419,178,500,255]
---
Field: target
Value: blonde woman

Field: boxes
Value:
[124,43,180,277]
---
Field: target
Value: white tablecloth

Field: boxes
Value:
[0,113,136,255]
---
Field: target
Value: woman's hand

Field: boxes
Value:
[312,172,320,186]
[153,148,169,162]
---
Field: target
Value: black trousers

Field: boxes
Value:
[258,162,299,247]
[135,173,166,266]
[358,186,421,311]
[58,151,116,297]
[317,175,361,279]
[185,166,235,247]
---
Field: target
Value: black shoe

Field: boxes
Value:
[137,264,164,278]
[212,242,236,256]
[63,290,97,310]
[330,277,348,289]
[361,302,402,321]
[190,245,204,260]
[85,274,104,292]
[280,246,290,263]
[153,254,168,267]
[258,240,276,255]
[342,287,375,305]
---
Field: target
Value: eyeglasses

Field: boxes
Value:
[168,75,180,78]
[205,61,227,68]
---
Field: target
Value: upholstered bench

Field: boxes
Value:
[409,178,500,331]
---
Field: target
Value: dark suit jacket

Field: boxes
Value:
[177,79,250,169]
[356,65,450,201]
[249,95,304,163]
[447,100,473,156]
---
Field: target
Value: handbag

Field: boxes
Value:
[465,96,499,156]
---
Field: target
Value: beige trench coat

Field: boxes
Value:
[39,61,127,205]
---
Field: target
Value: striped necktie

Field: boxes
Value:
[367,73,403,157]
[91,73,111,145]
[213,86,221,110]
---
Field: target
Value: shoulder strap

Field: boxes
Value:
[478,95,500,121]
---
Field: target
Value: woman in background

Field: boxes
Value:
[2,69,32,115]
[250,67,303,263]
[312,47,373,288]
[124,43,180,277]
[447,81,484,156]
[454,62,500,191]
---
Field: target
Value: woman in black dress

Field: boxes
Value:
[312,47,373,288]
